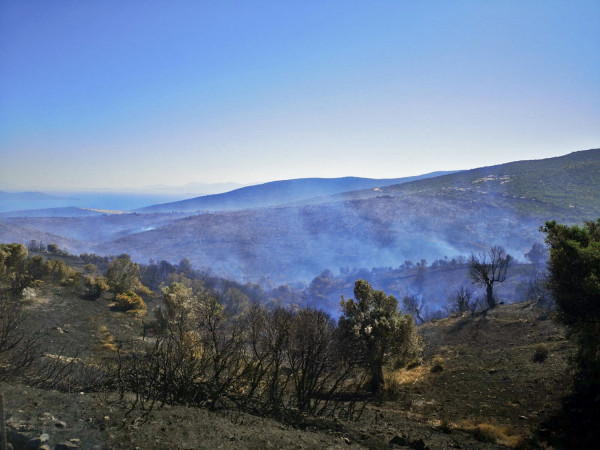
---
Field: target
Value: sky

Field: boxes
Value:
[1,0,599,192]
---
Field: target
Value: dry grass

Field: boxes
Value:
[455,420,527,448]
[97,324,119,352]
[384,363,430,397]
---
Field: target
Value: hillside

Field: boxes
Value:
[0,221,83,252]
[135,173,454,213]
[1,279,577,449]
[343,148,600,223]
[0,213,187,250]
[101,194,543,283]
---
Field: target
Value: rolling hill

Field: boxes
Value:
[135,172,454,213]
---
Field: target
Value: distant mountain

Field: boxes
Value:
[140,182,247,196]
[0,207,110,218]
[135,172,455,213]
[0,191,79,213]
[0,191,198,214]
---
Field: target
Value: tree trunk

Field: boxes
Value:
[486,284,496,309]
[369,363,384,394]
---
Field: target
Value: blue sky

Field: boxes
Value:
[1,1,599,192]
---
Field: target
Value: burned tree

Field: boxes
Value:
[469,245,512,309]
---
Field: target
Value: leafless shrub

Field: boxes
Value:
[446,286,473,315]
[0,290,83,391]
[109,287,368,423]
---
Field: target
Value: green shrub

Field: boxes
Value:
[114,291,147,315]
[85,275,109,300]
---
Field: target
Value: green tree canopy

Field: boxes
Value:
[105,255,143,295]
[339,279,421,393]
[542,219,600,389]
[0,243,32,295]
[542,219,600,324]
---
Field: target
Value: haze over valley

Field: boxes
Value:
[1,148,598,314]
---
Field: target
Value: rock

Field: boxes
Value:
[390,434,409,446]
[40,433,50,443]
[6,430,29,448]
[26,437,43,449]
[342,436,351,445]
[69,439,81,444]
[55,441,79,449]
[410,438,430,450]
[38,445,50,450]
[55,420,68,428]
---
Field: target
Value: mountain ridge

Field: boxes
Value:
[135,172,456,213]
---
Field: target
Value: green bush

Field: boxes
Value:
[114,291,147,315]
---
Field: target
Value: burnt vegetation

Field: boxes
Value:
[0,213,598,448]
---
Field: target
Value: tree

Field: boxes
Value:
[469,245,512,309]
[339,280,421,393]
[542,219,600,387]
[525,242,548,267]
[402,295,425,324]
[106,255,142,295]
[84,275,109,300]
[0,243,33,295]
[446,286,474,314]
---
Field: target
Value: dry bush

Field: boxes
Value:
[430,356,445,373]
[532,343,549,363]
[109,288,369,423]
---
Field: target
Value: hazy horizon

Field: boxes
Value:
[1,1,599,191]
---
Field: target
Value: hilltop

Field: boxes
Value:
[342,148,600,223]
